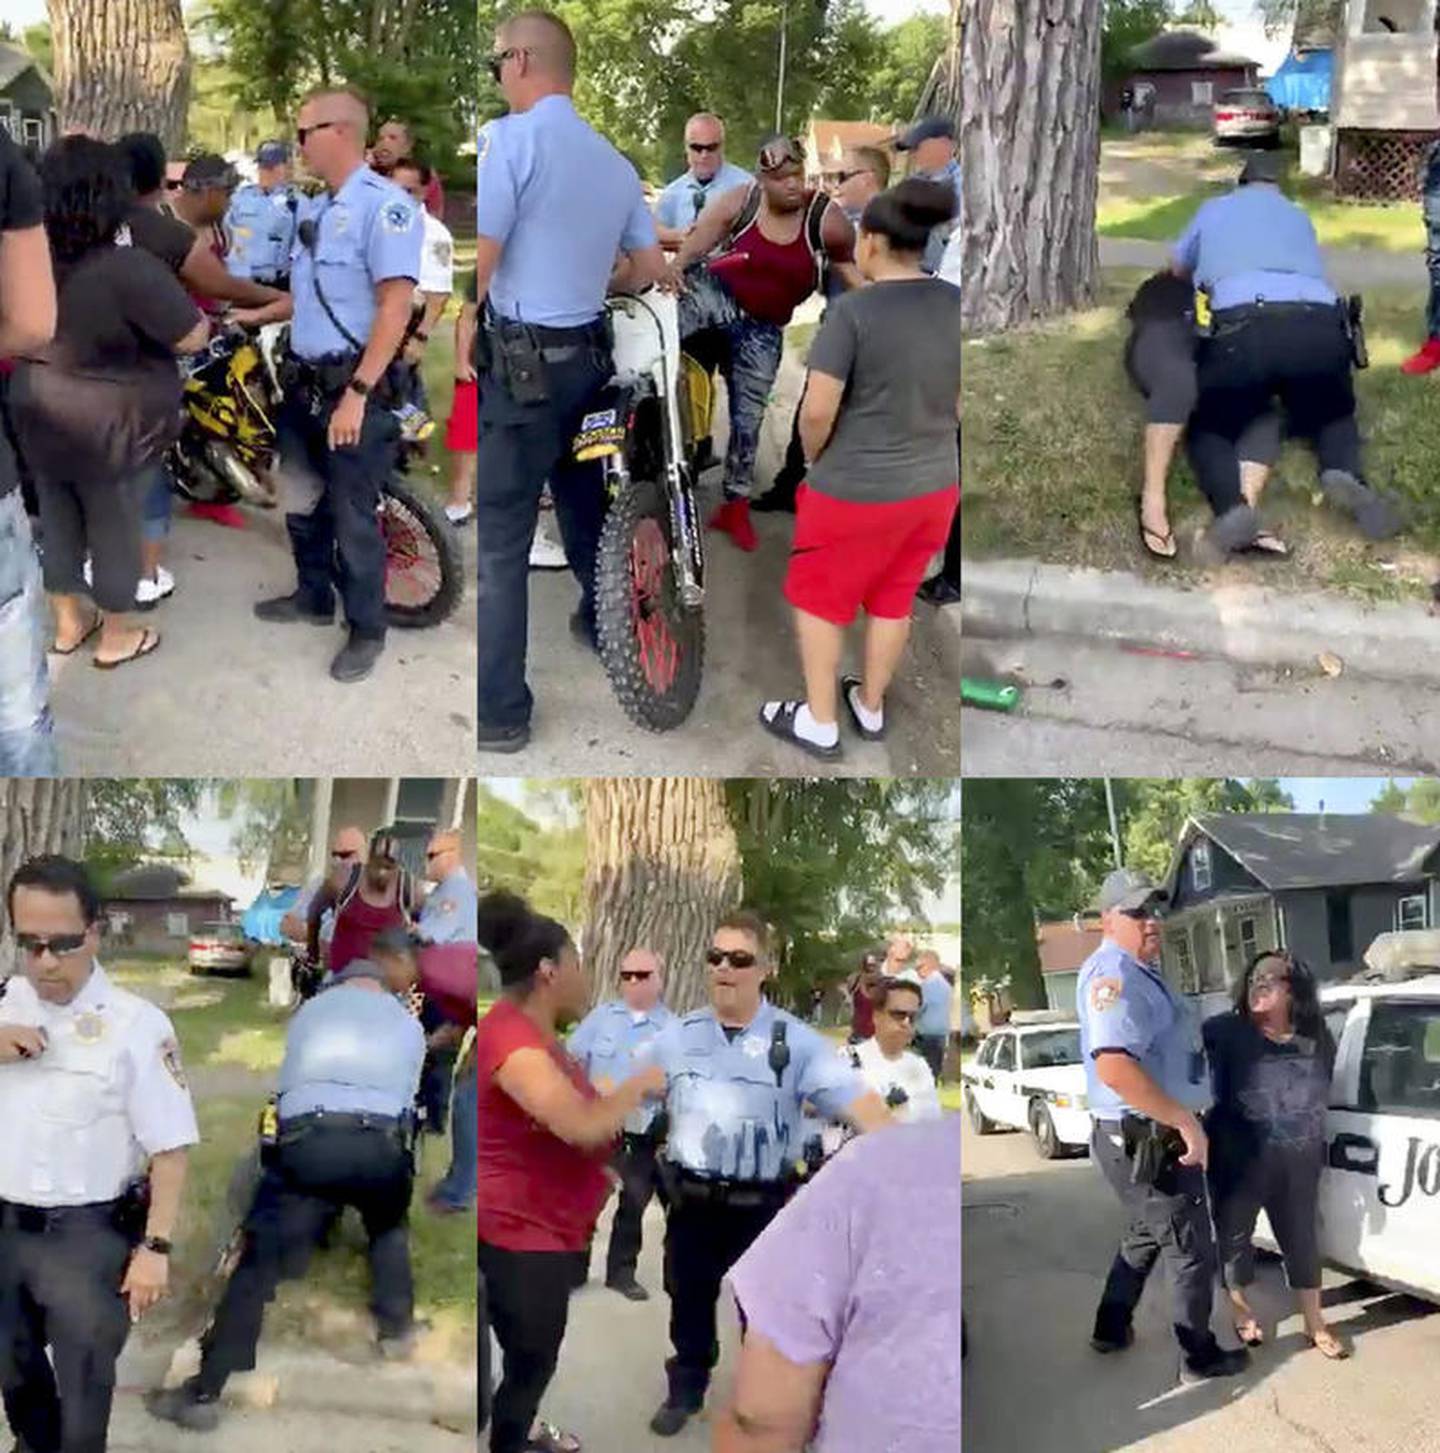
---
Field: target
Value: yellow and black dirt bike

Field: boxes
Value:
[572,290,716,731]
[167,321,463,629]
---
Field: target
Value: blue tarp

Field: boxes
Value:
[1266,49,1332,113]
[241,886,301,947]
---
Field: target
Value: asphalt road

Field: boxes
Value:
[960,631,1440,775]
[962,1112,1440,1453]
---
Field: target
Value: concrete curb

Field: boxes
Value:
[961,557,1440,687]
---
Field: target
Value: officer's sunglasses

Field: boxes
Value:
[488,47,529,82]
[835,167,870,184]
[687,141,721,154]
[707,948,758,969]
[331,849,358,862]
[619,969,654,982]
[1118,905,1162,921]
[15,932,88,958]
[296,120,341,146]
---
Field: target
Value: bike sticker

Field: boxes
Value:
[581,409,619,430]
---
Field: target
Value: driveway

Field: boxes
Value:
[962,1114,1440,1452]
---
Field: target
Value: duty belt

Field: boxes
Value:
[667,1167,790,1209]
[1212,299,1341,322]
[279,1109,407,1133]
[484,314,608,363]
[0,1196,121,1233]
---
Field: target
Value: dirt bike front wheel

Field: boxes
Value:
[380,476,464,629]
[596,472,704,731]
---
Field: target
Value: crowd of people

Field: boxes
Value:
[0,93,467,775]
[0,836,479,1451]
[474,8,961,758]
[1076,867,1347,1387]
[1126,149,1404,563]
[472,889,960,1452]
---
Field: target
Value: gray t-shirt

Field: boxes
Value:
[806,278,963,504]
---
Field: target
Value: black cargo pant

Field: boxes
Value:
[1091,1121,1223,1365]
[194,1116,414,1394]
[1187,303,1361,519]
[1212,1141,1324,1290]
[599,1132,660,1285]
[0,1201,132,1453]
[662,1177,787,1406]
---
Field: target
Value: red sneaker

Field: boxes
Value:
[708,498,758,552]
[188,502,249,529]
[1401,338,1440,375]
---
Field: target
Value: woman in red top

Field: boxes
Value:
[475,890,663,1453]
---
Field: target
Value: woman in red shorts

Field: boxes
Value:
[443,270,479,525]
[475,889,664,1453]
[758,177,963,761]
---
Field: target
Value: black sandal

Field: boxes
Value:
[757,700,841,761]
[840,675,885,741]
[93,627,161,670]
[51,612,102,656]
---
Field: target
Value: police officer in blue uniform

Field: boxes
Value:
[1078,868,1247,1383]
[476,9,667,753]
[1175,151,1403,553]
[896,116,960,276]
[417,830,478,946]
[147,931,426,1431]
[642,911,890,1436]
[568,947,675,1299]
[236,88,423,686]
[225,140,303,288]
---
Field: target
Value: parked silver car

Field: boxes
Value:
[1213,87,1281,146]
[187,922,257,977]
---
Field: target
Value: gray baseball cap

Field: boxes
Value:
[1097,867,1167,914]
[1238,149,1283,186]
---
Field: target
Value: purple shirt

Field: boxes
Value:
[726,1115,962,1452]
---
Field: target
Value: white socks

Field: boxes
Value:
[847,682,883,733]
[794,704,839,747]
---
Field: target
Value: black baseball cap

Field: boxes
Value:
[897,116,955,151]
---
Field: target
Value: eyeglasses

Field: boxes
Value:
[331,849,358,861]
[620,970,654,982]
[425,849,445,861]
[16,932,87,958]
[687,141,721,154]
[758,137,805,172]
[835,168,870,184]
[1119,906,1161,921]
[707,948,758,969]
[296,120,341,145]
[488,47,528,82]
[885,1008,919,1024]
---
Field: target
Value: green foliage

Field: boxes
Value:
[1102,0,1172,88]
[1117,779,1292,880]
[474,784,587,928]
[724,779,959,1008]
[214,781,311,876]
[1371,779,1440,824]
[21,22,52,75]
[1172,0,1222,26]
[85,781,205,891]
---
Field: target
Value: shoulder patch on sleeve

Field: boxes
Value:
[160,1037,188,1089]
[1088,976,1124,1014]
[382,199,415,234]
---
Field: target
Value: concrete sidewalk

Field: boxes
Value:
[45,502,476,776]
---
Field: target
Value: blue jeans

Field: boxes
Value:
[430,1059,477,1209]
[276,391,397,638]
[678,268,785,499]
[475,335,609,730]
[0,491,57,775]
[140,462,172,543]
[1425,186,1440,340]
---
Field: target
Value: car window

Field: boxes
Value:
[975,1037,995,1068]
[992,1035,1015,1071]
[1224,89,1272,106]
[1019,1027,1081,1069]
[1359,1000,1440,1117]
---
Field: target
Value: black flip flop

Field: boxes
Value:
[51,614,102,656]
[840,675,886,741]
[93,627,161,671]
[757,700,841,761]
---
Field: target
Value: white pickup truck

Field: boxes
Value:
[962,1016,1091,1158]
[1254,971,1440,1300]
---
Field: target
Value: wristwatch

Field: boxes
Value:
[346,377,372,398]
[142,1235,173,1255]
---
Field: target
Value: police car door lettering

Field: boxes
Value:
[1377,1134,1440,1208]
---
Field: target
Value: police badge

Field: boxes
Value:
[74,1012,105,1044]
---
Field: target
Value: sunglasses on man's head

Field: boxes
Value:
[758,138,805,172]
[707,948,757,969]
[16,932,87,958]
[620,969,654,982]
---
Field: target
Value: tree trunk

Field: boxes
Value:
[47,0,192,155]
[957,0,1102,334]
[0,780,88,959]
[582,779,742,1014]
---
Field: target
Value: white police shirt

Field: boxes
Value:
[0,963,199,1206]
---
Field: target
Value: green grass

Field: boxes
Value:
[962,271,1440,601]
[939,1083,963,1112]
[110,966,475,1356]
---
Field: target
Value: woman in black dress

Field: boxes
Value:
[1203,950,1346,1359]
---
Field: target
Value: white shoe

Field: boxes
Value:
[529,519,567,570]
[135,567,175,606]
[444,502,473,526]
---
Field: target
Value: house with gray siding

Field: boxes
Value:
[1158,813,1440,1012]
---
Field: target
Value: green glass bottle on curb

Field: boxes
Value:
[960,678,1021,712]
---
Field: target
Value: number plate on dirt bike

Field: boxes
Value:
[574,408,626,461]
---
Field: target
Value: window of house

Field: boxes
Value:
[1398,894,1429,932]
[395,778,445,824]
[21,118,41,147]
[0,104,13,140]
[1240,916,1258,958]
[1327,891,1355,963]
[167,913,188,938]
[1191,81,1214,106]
[1172,933,1197,994]
[1192,840,1213,892]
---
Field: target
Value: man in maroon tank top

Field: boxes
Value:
[310,829,414,973]
[662,136,859,551]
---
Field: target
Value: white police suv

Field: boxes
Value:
[962,1012,1091,1158]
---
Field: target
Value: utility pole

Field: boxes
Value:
[775,0,788,133]
[1104,778,1123,868]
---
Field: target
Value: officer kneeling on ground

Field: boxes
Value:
[1078,869,1247,1383]
[146,927,427,1431]
[234,87,423,685]
[1173,150,1403,555]
[0,854,198,1453]
[643,910,891,1437]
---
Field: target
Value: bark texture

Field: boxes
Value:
[0,780,87,957]
[957,0,1102,333]
[48,0,192,154]
[582,779,742,1014]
